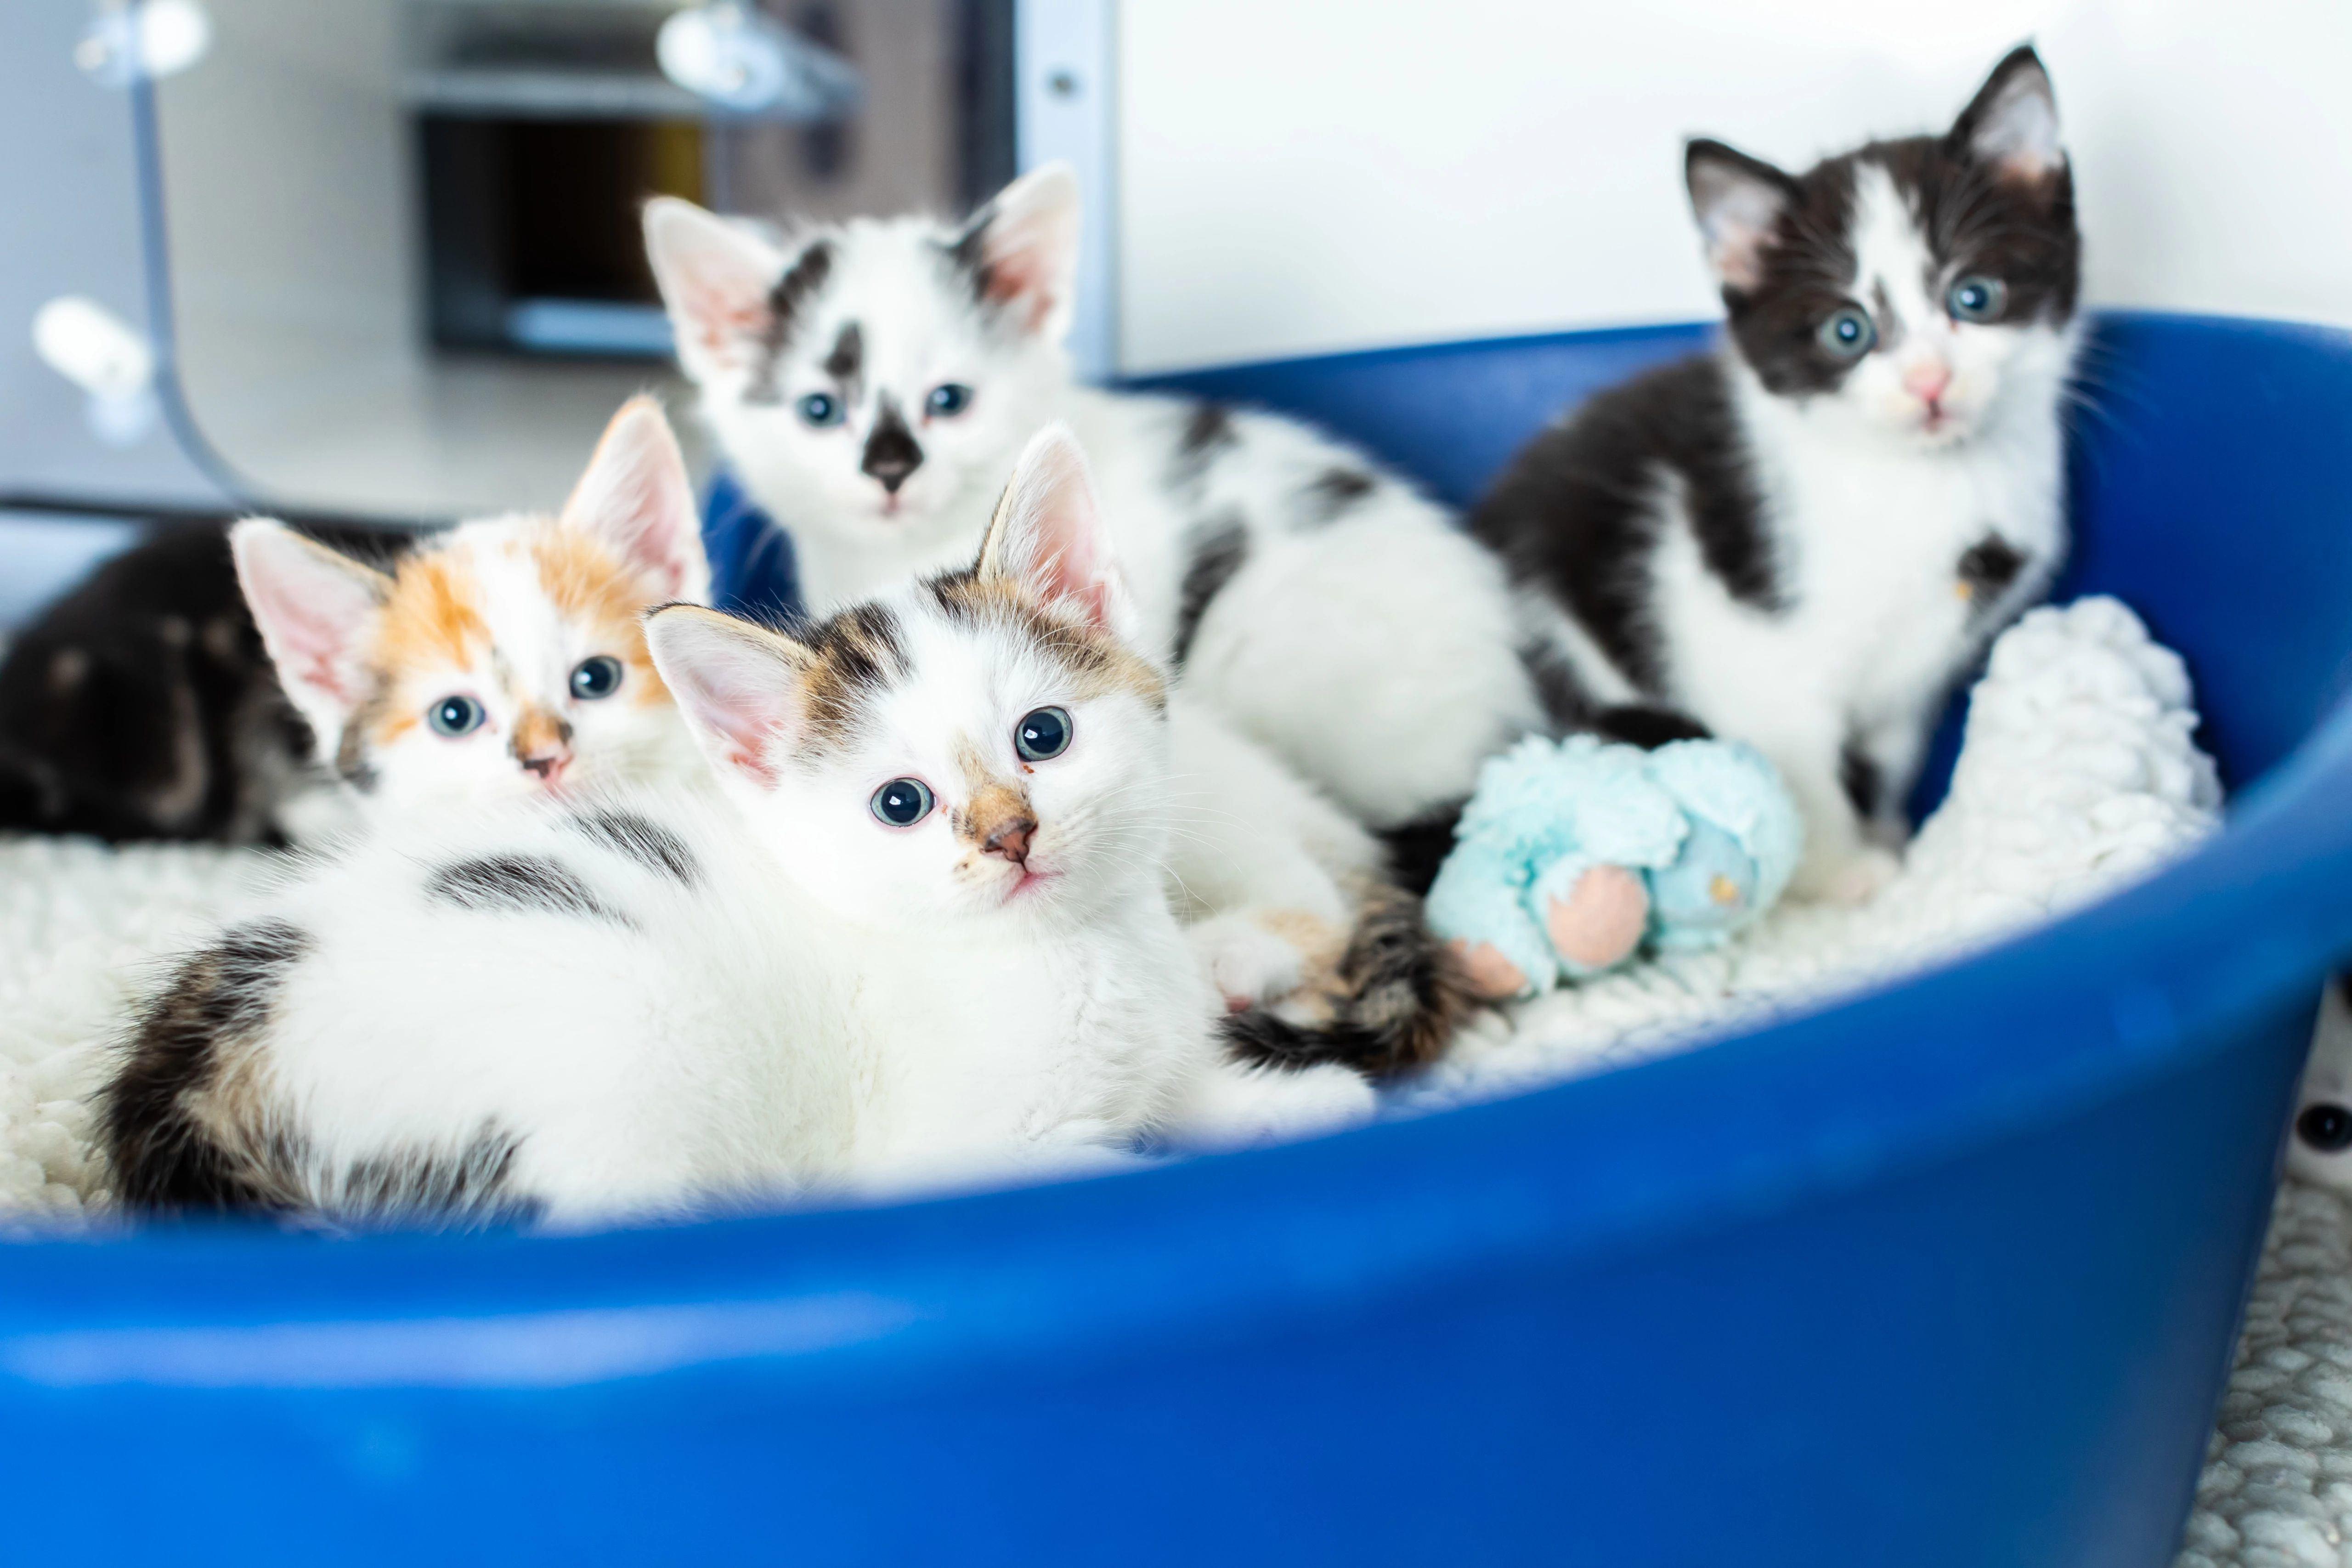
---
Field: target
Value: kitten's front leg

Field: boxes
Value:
[1766,725,1900,906]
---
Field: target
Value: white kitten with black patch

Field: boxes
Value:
[102,429,1375,1227]
[1474,46,2081,899]
[644,170,1544,838]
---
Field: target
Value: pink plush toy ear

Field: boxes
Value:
[560,395,710,604]
[230,518,393,746]
[642,604,813,787]
[973,423,1137,643]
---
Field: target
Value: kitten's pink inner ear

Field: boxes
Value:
[1687,149,1791,294]
[1968,73,2064,185]
[230,521,387,712]
[643,197,779,367]
[983,426,1129,633]
[970,164,1080,336]
[562,396,708,601]
[644,608,806,786]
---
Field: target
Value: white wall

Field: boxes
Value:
[1115,0,2352,374]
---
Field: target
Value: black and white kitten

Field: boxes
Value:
[1472,45,2081,899]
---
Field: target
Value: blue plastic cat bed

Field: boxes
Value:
[7,312,2349,1567]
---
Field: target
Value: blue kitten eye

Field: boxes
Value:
[1817,306,1877,359]
[1947,274,2007,323]
[1015,706,1072,762]
[871,777,934,827]
[797,391,844,427]
[569,655,624,701]
[926,383,973,417]
[428,694,484,737]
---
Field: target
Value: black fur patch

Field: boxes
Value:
[427,856,624,923]
[1303,466,1376,523]
[1596,705,1714,749]
[745,239,837,404]
[1170,515,1250,668]
[860,396,923,492]
[1840,741,1882,819]
[1221,888,1472,1079]
[1470,354,1779,701]
[336,1126,538,1226]
[946,204,998,304]
[1169,402,1239,492]
[571,810,699,884]
[1375,802,1467,899]
[822,321,863,385]
[1516,639,1597,733]
[1957,533,2027,608]
[104,920,309,1212]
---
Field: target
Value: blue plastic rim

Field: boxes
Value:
[11,313,2352,1567]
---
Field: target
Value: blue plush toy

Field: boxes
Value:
[1426,735,1804,999]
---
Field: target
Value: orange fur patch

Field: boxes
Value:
[374,552,490,674]
[527,521,673,708]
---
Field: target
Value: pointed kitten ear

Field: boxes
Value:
[644,605,811,787]
[644,196,788,381]
[1685,139,1800,295]
[950,162,1081,341]
[230,519,392,742]
[1950,44,2064,187]
[975,423,1136,641]
[560,395,710,603]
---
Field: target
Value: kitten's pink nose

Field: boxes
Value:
[984,816,1036,865]
[520,750,570,785]
[1903,358,1953,405]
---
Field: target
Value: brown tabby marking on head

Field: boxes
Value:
[783,601,910,754]
[925,569,1166,711]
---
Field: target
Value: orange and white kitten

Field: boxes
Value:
[232,396,709,816]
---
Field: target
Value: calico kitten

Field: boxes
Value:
[1472,46,2081,899]
[103,428,1376,1225]
[643,170,1546,838]
[231,395,712,817]
[0,518,402,845]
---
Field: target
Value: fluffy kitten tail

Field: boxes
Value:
[1220,886,1475,1080]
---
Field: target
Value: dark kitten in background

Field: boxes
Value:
[0,520,405,844]
[1472,45,2081,902]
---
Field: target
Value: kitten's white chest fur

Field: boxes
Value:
[1650,350,2068,889]
[849,884,1209,1181]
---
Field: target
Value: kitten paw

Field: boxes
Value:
[1543,863,1650,971]
[1188,912,1308,1011]
[1450,939,1527,1001]
[1794,844,1903,906]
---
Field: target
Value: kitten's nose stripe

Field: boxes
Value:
[861,397,923,494]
